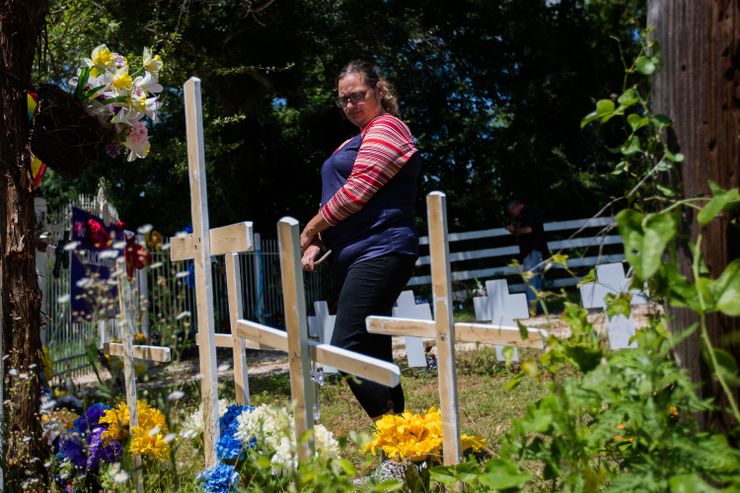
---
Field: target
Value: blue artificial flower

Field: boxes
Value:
[219,405,253,431]
[217,405,255,461]
[74,402,109,435]
[197,463,240,493]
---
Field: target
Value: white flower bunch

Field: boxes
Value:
[179,398,231,440]
[235,404,341,473]
[69,45,164,162]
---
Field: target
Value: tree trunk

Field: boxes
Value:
[0,0,50,490]
[648,1,739,431]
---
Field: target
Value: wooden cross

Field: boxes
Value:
[579,262,648,349]
[472,279,530,362]
[104,258,171,493]
[175,77,258,467]
[171,224,255,406]
[234,217,402,460]
[366,192,547,466]
[306,291,428,370]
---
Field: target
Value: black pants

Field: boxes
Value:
[330,253,417,418]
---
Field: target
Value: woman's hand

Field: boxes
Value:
[301,243,322,272]
[300,212,331,251]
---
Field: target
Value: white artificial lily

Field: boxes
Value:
[143,47,163,82]
[111,66,132,95]
[124,121,150,161]
[133,72,163,97]
[84,45,116,77]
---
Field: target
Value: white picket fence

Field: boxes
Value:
[39,196,331,383]
[409,216,624,295]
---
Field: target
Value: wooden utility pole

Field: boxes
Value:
[648,1,739,430]
[0,0,51,490]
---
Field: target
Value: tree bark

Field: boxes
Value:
[648,0,739,431]
[0,0,50,490]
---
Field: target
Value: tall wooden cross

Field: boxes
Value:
[234,217,402,460]
[366,192,547,466]
[175,77,261,467]
[104,258,171,493]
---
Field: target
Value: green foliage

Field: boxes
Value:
[35,0,644,234]
[504,318,739,492]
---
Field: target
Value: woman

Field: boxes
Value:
[300,60,421,420]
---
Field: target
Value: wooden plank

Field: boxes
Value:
[225,253,250,405]
[104,343,171,363]
[170,222,254,261]
[417,217,616,245]
[407,254,626,286]
[366,317,546,348]
[236,320,401,387]
[310,343,400,387]
[427,192,460,466]
[416,245,519,266]
[548,235,623,250]
[277,217,315,459]
[183,77,220,468]
[115,260,144,493]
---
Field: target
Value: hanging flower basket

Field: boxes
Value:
[30,44,164,180]
[30,84,114,180]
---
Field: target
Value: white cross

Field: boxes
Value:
[234,217,402,460]
[579,262,648,349]
[392,291,430,368]
[306,291,428,370]
[366,192,547,466]
[104,258,171,493]
[307,300,337,373]
[472,279,530,362]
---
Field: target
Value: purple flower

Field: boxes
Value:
[58,434,87,470]
[86,426,122,470]
[74,402,109,435]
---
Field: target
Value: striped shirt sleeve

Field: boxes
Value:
[320,115,418,226]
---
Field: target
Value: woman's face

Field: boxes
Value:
[337,73,383,129]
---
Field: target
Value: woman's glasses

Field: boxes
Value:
[335,90,368,108]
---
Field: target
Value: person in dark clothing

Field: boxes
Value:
[299,60,420,420]
[505,199,549,314]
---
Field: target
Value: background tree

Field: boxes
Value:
[648,0,739,431]
[35,0,644,236]
[0,0,50,490]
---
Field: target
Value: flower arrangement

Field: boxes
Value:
[364,406,486,463]
[42,402,123,490]
[69,44,164,162]
[99,400,173,459]
[193,403,343,492]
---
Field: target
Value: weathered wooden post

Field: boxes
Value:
[366,191,548,467]
[181,77,220,467]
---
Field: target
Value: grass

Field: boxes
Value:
[208,344,549,465]
[66,325,552,491]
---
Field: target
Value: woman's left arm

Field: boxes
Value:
[320,116,417,227]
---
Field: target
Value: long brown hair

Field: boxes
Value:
[337,60,400,117]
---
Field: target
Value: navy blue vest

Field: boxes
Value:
[320,133,420,274]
